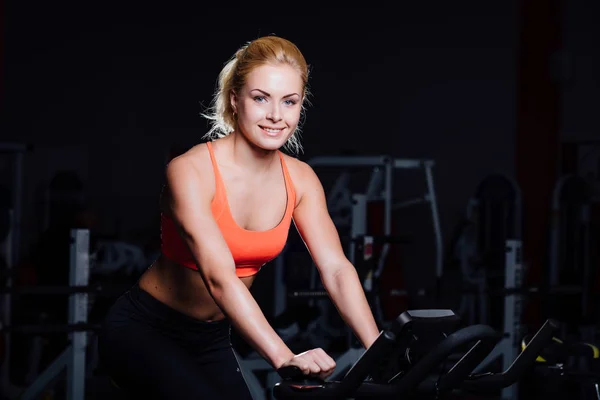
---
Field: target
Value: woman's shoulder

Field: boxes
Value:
[167,142,212,172]
[279,152,323,202]
[164,142,216,193]
[160,142,217,214]
[280,152,308,179]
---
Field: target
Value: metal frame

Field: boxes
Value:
[457,173,522,327]
[308,156,443,282]
[18,229,90,400]
[472,239,522,400]
[306,155,391,168]
[391,159,444,280]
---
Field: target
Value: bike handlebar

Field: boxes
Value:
[460,319,559,392]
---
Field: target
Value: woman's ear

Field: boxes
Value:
[230,91,238,115]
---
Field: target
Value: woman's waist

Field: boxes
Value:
[139,255,254,321]
[115,282,232,351]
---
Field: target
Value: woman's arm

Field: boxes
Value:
[292,162,380,349]
[165,156,293,368]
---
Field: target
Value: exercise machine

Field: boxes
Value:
[469,239,525,400]
[451,174,528,399]
[453,174,532,399]
[454,173,522,327]
[273,309,559,399]
[520,332,600,399]
[1,229,91,400]
[453,172,599,399]
[308,155,443,282]
[93,239,153,277]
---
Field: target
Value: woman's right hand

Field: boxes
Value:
[280,348,337,380]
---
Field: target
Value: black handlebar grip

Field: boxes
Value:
[338,330,397,396]
[277,366,305,380]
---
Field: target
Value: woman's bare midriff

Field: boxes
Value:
[138,254,256,322]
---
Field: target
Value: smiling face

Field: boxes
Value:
[231,63,303,151]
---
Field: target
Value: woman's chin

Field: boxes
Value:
[253,135,289,151]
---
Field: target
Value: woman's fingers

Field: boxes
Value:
[292,348,336,377]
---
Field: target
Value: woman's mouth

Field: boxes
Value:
[260,126,285,136]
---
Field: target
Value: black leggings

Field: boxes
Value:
[98,283,253,400]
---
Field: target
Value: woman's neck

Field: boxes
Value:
[219,132,279,174]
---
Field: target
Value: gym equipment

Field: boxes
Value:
[470,239,524,400]
[92,239,150,276]
[454,173,522,327]
[0,229,133,398]
[311,155,443,279]
[458,172,594,319]
[452,175,537,399]
[450,172,599,399]
[272,309,559,399]
[521,333,600,399]
[2,229,91,400]
[455,233,594,400]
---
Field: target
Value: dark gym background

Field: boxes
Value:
[3,1,599,303]
[0,0,599,398]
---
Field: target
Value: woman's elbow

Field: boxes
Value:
[202,268,238,298]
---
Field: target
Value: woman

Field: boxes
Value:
[99,35,380,399]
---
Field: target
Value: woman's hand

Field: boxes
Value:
[280,348,336,380]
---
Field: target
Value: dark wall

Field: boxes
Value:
[561,0,600,141]
[2,3,519,283]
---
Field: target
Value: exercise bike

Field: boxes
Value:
[273,309,558,399]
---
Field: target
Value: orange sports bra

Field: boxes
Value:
[160,141,296,278]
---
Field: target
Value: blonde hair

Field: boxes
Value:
[202,35,310,155]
